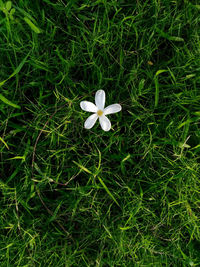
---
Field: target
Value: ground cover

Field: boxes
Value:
[0,0,200,266]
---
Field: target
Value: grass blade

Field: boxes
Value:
[73,161,92,174]
[0,53,30,86]
[0,136,9,149]
[0,93,21,109]
[154,77,159,108]
[97,176,120,207]
[154,70,168,108]
[24,17,41,33]
[156,27,184,42]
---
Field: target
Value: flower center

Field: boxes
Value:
[97,110,103,116]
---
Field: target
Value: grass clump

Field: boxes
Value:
[0,0,200,266]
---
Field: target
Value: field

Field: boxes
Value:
[0,0,200,266]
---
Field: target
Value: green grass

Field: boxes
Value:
[0,0,200,266]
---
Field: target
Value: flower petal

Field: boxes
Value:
[104,104,122,115]
[95,90,105,110]
[84,114,98,129]
[80,101,98,112]
[99,115,111,131]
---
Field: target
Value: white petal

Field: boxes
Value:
[80,101,98,112]
[104,104,122,115]
[84,114,98,129]
[99,115,111,131]
[95,90,105,110]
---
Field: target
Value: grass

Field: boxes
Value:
[0,0,200,266]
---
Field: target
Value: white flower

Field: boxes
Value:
[80,90,122,131]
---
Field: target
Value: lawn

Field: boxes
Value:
[0,0,200,266]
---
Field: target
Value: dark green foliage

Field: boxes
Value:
[0,0,200,266]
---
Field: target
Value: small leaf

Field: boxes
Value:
[155,69,168,76]
[178,142,190,149]
[8,156,25,161]
[138,79,145,95]
[10,7,15,15]
[24,17,41,33]
[168,36,184,42]
[185,74,195,79]
[122,154,131,163]
[156,27,184,42]
[0,94,20,109]
[193,5,200,9]
[6,1,12,11]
